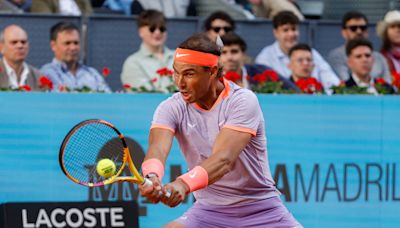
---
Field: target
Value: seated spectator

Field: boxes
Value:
[377,10,400,91]
[0,25,43,90]
[249,0,304,21]
[203,11,236,42]
[255,11,339,94]
[31,0,93,16]
[220,32,299,92]
[328,11,391,83]
[346,38,394,95]
[288,43,323,94]
[131,0,196,18]
[121,10,174,92]
[41,22,110,92]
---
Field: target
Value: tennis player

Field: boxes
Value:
[139,33,302,228]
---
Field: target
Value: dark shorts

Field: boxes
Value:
[174,196,302,228]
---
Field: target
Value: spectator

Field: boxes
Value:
[377,10,400,90]
[100,0,132,15]
[346,38,394,95]
[249,0,304,21]
[328,11,391,83]
[288,43,324,94]
[0,25,42,90]
[41,22,110,92]
[255,11,339,94]
[31,0,93,16]
[131,0,196,18]
[121,10,174,92]
[220,32,299,92]
[203,11,235,42]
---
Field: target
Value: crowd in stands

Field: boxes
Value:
[0,0,399,95]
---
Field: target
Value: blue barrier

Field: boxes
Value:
[0,93,399,227]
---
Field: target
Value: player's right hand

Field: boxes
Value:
[139,175,163,204]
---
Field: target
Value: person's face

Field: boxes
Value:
[273,24,299,52]
[51,30,80,64]
[0,26,29,64]
[347,46,374,78]
[220,44,244,73]
[387,23,400,46]
[207,19,233,41]
[342,18,368,41]
[139,24,167,48]
[173,61,218,104]
[288,49,314,79]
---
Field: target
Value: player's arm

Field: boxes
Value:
[200,127,252,184]
[139,127,174,203]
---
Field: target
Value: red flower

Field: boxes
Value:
[392,71,400,89]
[123,84,132,89]
[102,67,110,77]
[224,71,241,82]
[38,75,53,90]
[19,85,31,91]
[151,78,158,83]
[58,85,66,92]
[263,69,279,82]
[339,80,346,87]
[375,77,386,85]
[156,67,174,77]
[295,77,323,94]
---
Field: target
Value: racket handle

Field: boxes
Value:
[143,178,171,198]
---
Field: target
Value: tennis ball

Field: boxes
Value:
[96,159,116,178]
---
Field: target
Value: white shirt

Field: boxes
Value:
[351,73,378,95]
[59,0,81,16]
[255,41,340,94]
[3,58,29,89]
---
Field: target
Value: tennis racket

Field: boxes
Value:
[59,119,170,197]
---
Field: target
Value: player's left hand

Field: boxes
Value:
[161,179,189,207]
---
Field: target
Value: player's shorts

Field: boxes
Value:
[174,196,302,228]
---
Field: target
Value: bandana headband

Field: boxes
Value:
[174,48,219,67]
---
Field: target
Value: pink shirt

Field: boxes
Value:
[151,79,279,205]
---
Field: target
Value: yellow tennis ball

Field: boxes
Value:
[96,159,116,178]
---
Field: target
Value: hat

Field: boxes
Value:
[376,10,400,38]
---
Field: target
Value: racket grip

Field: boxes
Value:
[142,178,171,198]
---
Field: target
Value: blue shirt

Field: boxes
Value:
[255,41,340,94]
[41,59,111,92]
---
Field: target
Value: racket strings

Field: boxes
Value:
[62,122,125,184]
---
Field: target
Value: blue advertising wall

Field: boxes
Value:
[0,93,399,228]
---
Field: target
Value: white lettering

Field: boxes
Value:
[35,209,52,227]
[22,209,34,228]
[50,208,65,228]
[110,208,125,227]
[65,208,83,228]
[83,208,97,227]
[95,208,110,227]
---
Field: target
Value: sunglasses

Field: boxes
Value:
[346,25,368,32]
[149,26,167,33]
[211,26,232,33]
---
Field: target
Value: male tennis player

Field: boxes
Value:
[139,33,302,228]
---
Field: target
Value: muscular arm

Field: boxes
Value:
[200,128,252,185]
[144,128,174,165]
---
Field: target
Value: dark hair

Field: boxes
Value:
[137,9,166,28]
[178,33,223,77]
[341,11,368,28]
[203,11,235,31]
[272,11,300,29]
[346,38,373,56]
[220,32,247,52]
[50,22,79,41]
[288,43,311,57]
